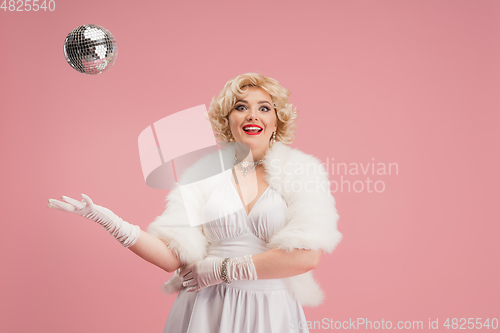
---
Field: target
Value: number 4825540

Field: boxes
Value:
[1,0,55,11]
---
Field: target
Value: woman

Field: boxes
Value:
[48,73,342,332]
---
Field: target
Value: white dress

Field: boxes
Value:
[162,172,310,333]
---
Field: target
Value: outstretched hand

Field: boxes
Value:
[48,194,98,217]
[47,193,141,247]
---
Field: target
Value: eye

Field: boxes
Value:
[234,105,272,112]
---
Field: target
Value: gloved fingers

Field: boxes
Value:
[186,285,199,292]
[181,271,193,280]
[80,194,94,208]
[179,265,193,278]
[182,278,195,288]
[47,199,77,212]
[61,196,85,210]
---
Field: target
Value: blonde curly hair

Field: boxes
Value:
[208,73,299,144]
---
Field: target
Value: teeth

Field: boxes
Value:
[244,127,262,131]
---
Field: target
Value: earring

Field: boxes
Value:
[227,130,233,142]
[270,131,276,147]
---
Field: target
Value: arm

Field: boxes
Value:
[128,230,181,273]
[180,248,323,292]
[48,194,182,273]
[251,248,322,279]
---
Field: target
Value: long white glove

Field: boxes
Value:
[47,194,141,248]
[180,255,258,292]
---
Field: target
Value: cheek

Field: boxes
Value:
[228,117,238,129]
[264,116,278,129]
[227,114,236,126]
[228,115,242,131]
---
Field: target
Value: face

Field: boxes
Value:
[228,86,278,151]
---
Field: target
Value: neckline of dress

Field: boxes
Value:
[228,179,271,218]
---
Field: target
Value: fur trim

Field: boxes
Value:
[147,142,342,307]
[284,271,325,307]
[263,144,343,254]
[161,270,183,293]
[147,186,208,265]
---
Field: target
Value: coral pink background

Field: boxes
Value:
[1,0,499,332]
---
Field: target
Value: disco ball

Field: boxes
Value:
[63,24,118,75]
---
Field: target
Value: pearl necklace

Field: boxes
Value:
[233,156,262,177]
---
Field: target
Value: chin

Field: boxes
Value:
[243,140,268,149]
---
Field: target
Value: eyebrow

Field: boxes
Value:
[236,100,272,105]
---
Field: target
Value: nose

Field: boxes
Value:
[247,106,259,120]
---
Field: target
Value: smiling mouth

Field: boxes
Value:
[243,127,263,134]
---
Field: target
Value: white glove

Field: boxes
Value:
[47,194,140,248]
[180,255,258,292]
